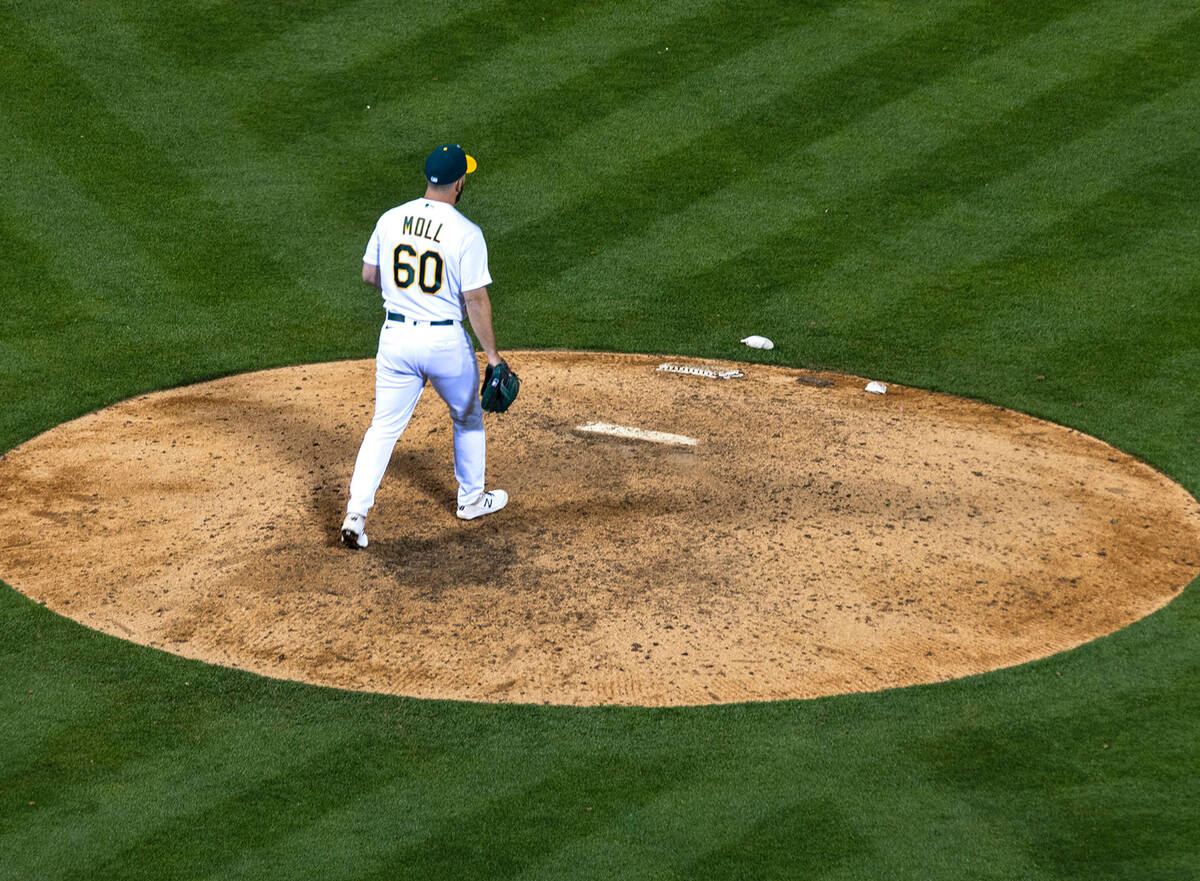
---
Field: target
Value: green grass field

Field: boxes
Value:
[2,0,1199,877]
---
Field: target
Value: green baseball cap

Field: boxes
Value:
[424,143,477,184]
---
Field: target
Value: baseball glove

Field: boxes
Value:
[481,360,520,413]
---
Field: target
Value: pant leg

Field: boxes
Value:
[346,328,426,516]
[427,327,486,506]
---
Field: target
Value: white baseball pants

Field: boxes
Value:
[346,319,485,516]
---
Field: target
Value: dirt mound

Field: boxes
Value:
[1,352,1197,705]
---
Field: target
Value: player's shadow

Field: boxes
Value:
[205,373,466,542]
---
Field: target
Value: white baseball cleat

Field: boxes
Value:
[456,489,508,520]
[340,513,368,548]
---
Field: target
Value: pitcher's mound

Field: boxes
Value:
[1,352,1198,706]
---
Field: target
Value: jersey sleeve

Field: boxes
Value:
[362,223,382,267]
[458,226,493,292]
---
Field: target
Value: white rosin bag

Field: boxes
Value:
[741,335,774,350]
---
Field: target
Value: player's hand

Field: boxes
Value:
[481,361,520,413]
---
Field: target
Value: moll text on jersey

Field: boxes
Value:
[403,215,443,243]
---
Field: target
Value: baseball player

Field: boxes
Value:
[340,144,508,549]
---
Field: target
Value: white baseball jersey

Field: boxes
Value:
[363,198,492,321]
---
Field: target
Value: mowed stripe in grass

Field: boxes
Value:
[320,0,863,232]
[899,146,1200,359]
[21,0,810,256]
[480,0,991,237]
[0,12,361,436]
[500,0,1197,351]
[848,72,1200,372]
[0,125,217,443]
[49,735,449,881]
[761,4,1200,299]
[0,17,290,312]
[4,0,760,327]
[738,9,1200,383]
[940,152,1200,474]
[3,724,366,879]
[234,0,727,152]
[2,0,383,328]
[0,0,981,440]
[0,17,307,379]
[480,0,1009,342]
[0,0,876,403]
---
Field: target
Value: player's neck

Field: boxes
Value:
[423,188,458,205]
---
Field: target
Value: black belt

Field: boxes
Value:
[386,311,456,326]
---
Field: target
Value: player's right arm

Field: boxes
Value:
[462,286,502,367]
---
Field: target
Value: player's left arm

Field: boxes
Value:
[362,262,381,290]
